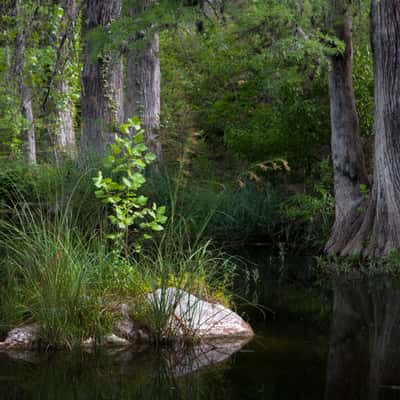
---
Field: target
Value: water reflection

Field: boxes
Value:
[0,325,328,400]
[326,276,400,400]
[7,273,400,399]
[0,339,248,400]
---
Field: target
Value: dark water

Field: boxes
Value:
[1,252,400,400]
[0,323,327,400]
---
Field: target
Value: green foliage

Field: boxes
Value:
[94,118,167,254]
[0,208,114,347]
[0,159,105,238]
[0,1,81,159]
[281,159,334,251]
[0,194,235,345]
[319,251,400,276]
[160,0,333,167]
[146,169,283,244]
[353,45,374,137]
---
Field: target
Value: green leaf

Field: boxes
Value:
[111,145,120,155]
[118,221,126,229]
[145,152,156,163]
[134,132,144,144]
[122,177,132,188]
[93,171,103,188]
[157,206,166,215]
[158,215,168,224]
[120,123,130,134]
[136,143,147,153]
[94,190,105,198]
[130,116,141,130]
[151,224,164,232]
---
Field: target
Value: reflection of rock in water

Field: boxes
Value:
[164,338,250,377]
[1,350,41,364]
[0,337,250,400]
[325,276,400,400]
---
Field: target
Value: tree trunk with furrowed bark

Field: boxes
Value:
[13,0,36,164]
[325,0,368,254]
[340,0,400,257]
[125,0,162,160]
[54,0,77,161]
[327,0,400,257]
[80,0,124,162]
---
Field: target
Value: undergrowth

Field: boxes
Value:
[0,196,237,347]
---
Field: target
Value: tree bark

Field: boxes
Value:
[125,0,162,160]
[54,0,77,161]
[80,0,124,162]
[326,0,368,254]
[342,0,400,256]
[20,85,36,164]
[55,79,76,160]
[13,0,37,164]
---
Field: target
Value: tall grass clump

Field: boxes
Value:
[0,200,238,347]
[131,219,237,342]
[0,205,114,348]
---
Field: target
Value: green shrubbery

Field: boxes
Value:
[0,158,335,346]
[0,202,236,346]
[148,173,282,243]
[0,123,239,347]
[160,2,332,168]
[94,118,167,254]
[281,159,334,251]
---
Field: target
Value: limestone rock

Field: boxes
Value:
[0,324,39,349]
[101,334,131,347]
[148,288,254,339]
[82,337,95,349]
[114,303,150,342]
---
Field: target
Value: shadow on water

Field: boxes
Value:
[2,252,400,399]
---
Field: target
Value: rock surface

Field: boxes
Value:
[0,289,254,350]
[148,288,254,339]
[114,303,150,342]
[101,334,131,347]
[0,324,39,349]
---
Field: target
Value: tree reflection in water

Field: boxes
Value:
[326,276,400,400]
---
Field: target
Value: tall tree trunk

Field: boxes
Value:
[125,0,162,160]
[55,79,76,161]
[54,0,77,161]
[80,0,124,162]
[13,0,37,164]
[342,0,400,256]
[326,0,368,254]
[21,86,36,164]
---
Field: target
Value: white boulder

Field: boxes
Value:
[0,324,39,349]
[148,288,254,339]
